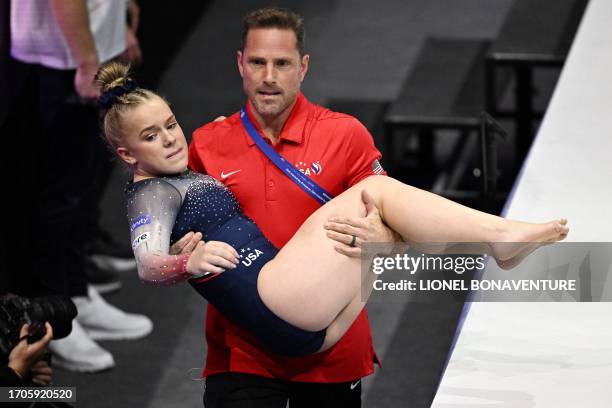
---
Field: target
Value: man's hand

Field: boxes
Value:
[8,323,53,379]
[127,0,140,32]
[186,240,240,275]
[119,27,143,65]
[169,232,203,255]
[75,62,100,101]
[50,0,100,101]
[324,189,399,257]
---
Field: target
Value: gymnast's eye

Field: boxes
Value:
[144,133,157,141]
[167,122,178,130]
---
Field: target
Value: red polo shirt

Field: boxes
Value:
[189,93,384,382]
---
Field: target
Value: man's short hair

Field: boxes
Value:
[241,7,305,56]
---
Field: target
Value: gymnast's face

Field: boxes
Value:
[117,96,188,180]
[237,28,309,120]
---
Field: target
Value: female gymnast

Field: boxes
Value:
[96,62,568,357]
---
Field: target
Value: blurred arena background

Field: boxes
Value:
[0,0,591,406]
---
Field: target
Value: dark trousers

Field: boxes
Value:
[203,372,362,408]
[3,60,112,297]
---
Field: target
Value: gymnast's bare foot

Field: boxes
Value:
[491,219,569,270]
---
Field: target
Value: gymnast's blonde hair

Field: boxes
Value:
[94,62,161,149]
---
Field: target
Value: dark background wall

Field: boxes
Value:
[2,1,576,407]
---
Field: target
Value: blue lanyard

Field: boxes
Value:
[240,107,334,205]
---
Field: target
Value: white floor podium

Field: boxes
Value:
[432,0,612,406]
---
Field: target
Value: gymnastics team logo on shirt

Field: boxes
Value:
[132,232,150,249]
[240,247,264,267]
[295,161,323,176]
[130,214,151,231]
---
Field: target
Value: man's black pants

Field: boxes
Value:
[203,372,362,408]
[4,60,112,297]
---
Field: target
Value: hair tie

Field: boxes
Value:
[99,79,138,109]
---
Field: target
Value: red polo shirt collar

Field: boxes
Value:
[244,92,308,146]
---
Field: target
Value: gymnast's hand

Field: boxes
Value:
[170,231,203,255]
[186,240,240,275]
[324,190,399,257]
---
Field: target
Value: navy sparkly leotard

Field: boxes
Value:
[125,170,325,356]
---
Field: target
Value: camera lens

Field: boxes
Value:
[28,296,77,339]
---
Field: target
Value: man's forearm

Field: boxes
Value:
[50,0,98,68]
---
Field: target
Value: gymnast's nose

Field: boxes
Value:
[162,129,176,146]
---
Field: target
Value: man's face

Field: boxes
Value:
[237,28,309,119]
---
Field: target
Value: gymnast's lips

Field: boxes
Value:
[166,148,183,159]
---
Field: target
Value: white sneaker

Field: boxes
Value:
[90,254,137,272]
[49,320,115,372]
[73,286,153,341]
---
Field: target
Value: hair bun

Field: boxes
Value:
[99,79,139,109]
[95,62,138,108]
[94,62,132,94]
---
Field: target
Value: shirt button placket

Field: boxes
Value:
[265,161,277,201]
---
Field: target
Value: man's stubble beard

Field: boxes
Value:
[251,91,297,120]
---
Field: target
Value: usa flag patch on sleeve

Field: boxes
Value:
[372,159,384,175]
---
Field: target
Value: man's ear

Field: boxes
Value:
[299,54,310,82]
[117,147,137,166]
[237,50,244,78]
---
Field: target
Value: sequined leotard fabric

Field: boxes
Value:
[125,171,325,356]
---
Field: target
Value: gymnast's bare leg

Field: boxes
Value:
[256,175,568,351]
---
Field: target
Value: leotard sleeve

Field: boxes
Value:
[126,179,192,286]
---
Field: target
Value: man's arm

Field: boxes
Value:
[118,0,142,65]
[326,117,399,256]
[50,0,99,100]
[343,117,385,187]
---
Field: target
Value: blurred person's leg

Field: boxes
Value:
[0,58,113,372]
[4,59,44,297]
[32,64,112,372]
[35,65,90,298]
[78,113,127,293]
[84,129,136,286]
[0,0,9,291]
[34,65,151,372]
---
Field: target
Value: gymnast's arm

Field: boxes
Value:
[127,180,240,286]
[127,180,192,286]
